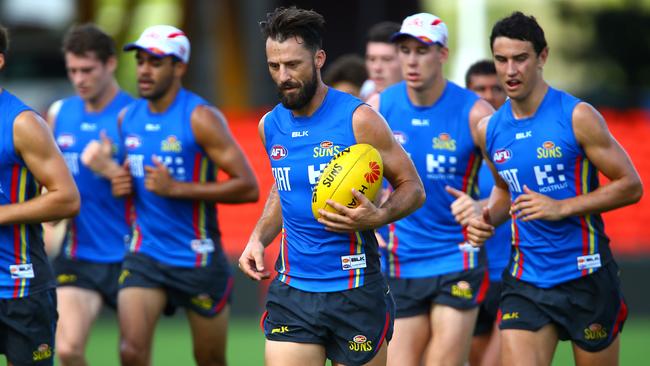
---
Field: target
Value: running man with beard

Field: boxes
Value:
[467,12,642,366]
[238,7,425,366]
[0,24,80,366]
[110,25,258,366]
[47,24,133,366]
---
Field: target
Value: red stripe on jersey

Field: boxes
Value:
[389,223,400,278]
[282,230,291,284]
[11,165,21,298]
[348,233,355,289]
[134,224,143,252]
[212,277,234,314]
[575,156,589,276]
[192,154,202,267]
[475,270,490,303]
[125,196,134,226]
[461,153,477,192]
[375,311,391,354]
[496,308,503,326]
[513,219,524,279]
[611,299,628,341]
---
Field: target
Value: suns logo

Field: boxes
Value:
[348,334,373,352]
[270,145,288,160]
[537,141,562,159]
[57,134,75,149]
[432,133,456,151]
[584,323,608,340]
[313,140,341,158]
[364,161,381,184]
[161,135,182,153]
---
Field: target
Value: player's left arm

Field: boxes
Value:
[317,104,425,232]
[0,111,80,225]
[144,105,259,203]
[512,102,643,221]
[447,99,495,225]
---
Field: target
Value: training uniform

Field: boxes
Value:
[261,88,394,365]
[473,162,510,335]
[53,91,133,308]
[486,87,627,351]
[0,90,57,365]
[379,81,489,317]
[119,88,232,316]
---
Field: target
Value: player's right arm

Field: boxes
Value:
[1,111,80,224]
[239,115,280,281]
[110,110,133,197]
[466,115,511,246]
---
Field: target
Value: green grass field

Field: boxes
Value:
[2,316,648,365]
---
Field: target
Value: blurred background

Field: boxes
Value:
[0,0,648,365]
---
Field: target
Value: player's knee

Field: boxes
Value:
[57,342,85,365]
[120,340,148,366]
[193,348,226,366]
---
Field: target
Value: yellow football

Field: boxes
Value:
[311,143,383,219]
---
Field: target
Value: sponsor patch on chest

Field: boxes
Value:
[341,254,366,270]
[10,263,34,279]
[577,253,601,271]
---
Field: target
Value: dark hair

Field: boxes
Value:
[62,23,116,63]
[465,60,496,87]
[260,6,325,52]
[490,11,547,55]
[0,25,8,55]
[323,54,368,88]
[367,21,401,44]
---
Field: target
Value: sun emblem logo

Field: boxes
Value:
[364,161,381,184]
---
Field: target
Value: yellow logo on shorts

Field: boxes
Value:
[33,344,52,361]
[501,312,519,321]
[348,334,373,352]
[451,281,473,299]
[191,294,214,310]
[271,326,290,334]
[118,269,130,285]
[584,323,608,340]
[57,274,77,284]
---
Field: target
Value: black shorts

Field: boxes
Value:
[53,255,121,309]
[474,281,502,336]
[262,279,395,366]
[119,252,232,318]
[498,261,627,352]
[388,266,489,318]
[0,289,57,365]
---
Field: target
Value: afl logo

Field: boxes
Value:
[493,148,512,164]
[270,145,288,160]
[393,131,407,145]
[320,141,333,149]
[353,335,367,344]
[125,135,142,150]
[56,134,75,149]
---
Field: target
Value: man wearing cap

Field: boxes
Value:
[110,25,259,366]
[45,23,134,366]
[367,13,494,366]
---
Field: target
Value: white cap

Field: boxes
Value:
[124,25,190,63]
[391,13,448,47]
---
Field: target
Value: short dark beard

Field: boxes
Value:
[277,65,318,110]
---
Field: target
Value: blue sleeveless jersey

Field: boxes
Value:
[0,90,55,298]
[485,87,612,288]
[477,162,510,281]
[378,81,485,278]
[264,88,382,292]
[54,91,133,263]
[121,88,228,269]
